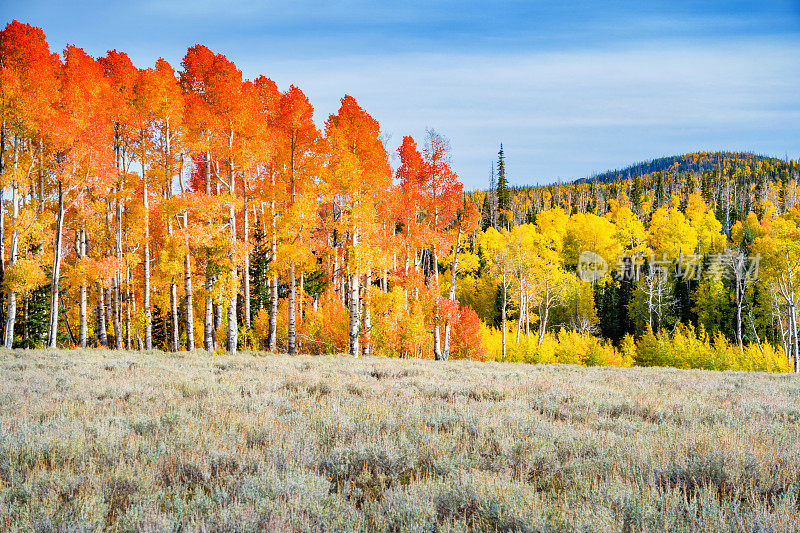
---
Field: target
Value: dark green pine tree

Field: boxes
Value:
[302,263,328,301]
[249,226,271,315]
[480,194,492,231]
[631,174,642,212]
[13,283,51,348]
[655,171,664,207]
[596,277,635,344]
[496,144,510,228]
[673,273,693,326]
[481,162,497,230]
[152,304,167,350]
[701,171,712,202]
[595,281,621,343]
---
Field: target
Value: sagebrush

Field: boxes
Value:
[1,349,799,531]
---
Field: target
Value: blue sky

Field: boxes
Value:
[3,0,800,188]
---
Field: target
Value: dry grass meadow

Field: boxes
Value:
[1,349,799,531]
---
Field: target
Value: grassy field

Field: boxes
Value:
[0,350,799,532]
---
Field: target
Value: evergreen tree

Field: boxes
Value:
[249,226,271,314]
[596,281,622,343]
[152,305,167,351]
[303,264,328,301]
[481,163,498,230]
[631,174,642,212]
[673,272,692,325]
[480,194,492,231]
[655,171,664,207]
[701,171,712,202]
[13,284,50,349]
[496,144,510,227]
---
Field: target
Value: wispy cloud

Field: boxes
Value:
[249,39,800,186]
[3,0,799,185]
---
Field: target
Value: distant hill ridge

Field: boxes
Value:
[575,151,786,185]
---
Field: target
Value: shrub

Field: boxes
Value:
[552,328,620,366]
[484,326,624,367]
[632,323,788,372]
[634,327,674,367]
[450,306,487,361]
[319,447,434,508]
[300,291,350,354]
[252,306,272,351]
[433,482,531,531]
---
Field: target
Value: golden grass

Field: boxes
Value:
[0,349,799,531]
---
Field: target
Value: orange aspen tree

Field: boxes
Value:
[273,85,319,355]
[251,75,281,351]
[198,52,260,354]
[418,130,462,360]
[0,21,59,347]
[323,96,391,357]
[140,58,184,351]
[395,136,425,273]
[100,49,140,349]
[180,45,219,350]
[46,46,114,348]
[443,199,480,359]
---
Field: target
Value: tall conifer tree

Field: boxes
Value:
[496,144,510,228]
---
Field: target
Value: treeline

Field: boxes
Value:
[3,20,800,373]
[462,150,800,371]
[0,20,481,359]
[581,152,784,185]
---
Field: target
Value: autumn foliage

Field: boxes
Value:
[0,20,799,372]
[0,20,483,360]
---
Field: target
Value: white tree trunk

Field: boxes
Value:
[4,182,18,349]
[268,173,278,351]
[502,273,507,360]
[4,155,18,349]
[288,264,296,355]
[362,269,371,356]
[170,281,179,352]
[97,284,107,347]
[203,152,214,351]
[226,163,238,355]
[349,228,360,357]
[442,226,461,360]
[184,237,194,351]
[78,227,87,347]
[433,245,443,360]
[47,182,64,348]
[142,155,152,350]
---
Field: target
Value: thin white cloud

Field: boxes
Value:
[7,0,798,186]
[237,38,800,185]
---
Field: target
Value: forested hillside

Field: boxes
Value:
[1,20,799,373]
[468,149,799,371]
[577,152,784,184]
